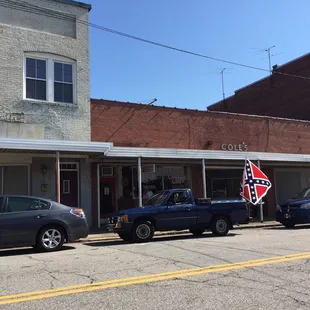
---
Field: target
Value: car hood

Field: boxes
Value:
[281,197,310,206]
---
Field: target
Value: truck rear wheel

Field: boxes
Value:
[211,216,230,236]
[189,228,205,236]
[132,221,154,243]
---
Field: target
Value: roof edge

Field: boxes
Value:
[51,0,92,11]
[92,98,310,124]
[207,110,310,124]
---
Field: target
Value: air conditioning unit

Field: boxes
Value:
[101,167,114,177]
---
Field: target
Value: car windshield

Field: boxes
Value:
[294,187,310,198]
[143,191,170,207]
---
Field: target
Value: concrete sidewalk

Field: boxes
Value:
[80,220,281,243]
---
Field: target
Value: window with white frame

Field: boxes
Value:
[24,53,76,104]
[25,58,47,101]
[54,62,73,103]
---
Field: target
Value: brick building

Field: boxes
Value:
[90,99,310,227]
[207,52,310,121]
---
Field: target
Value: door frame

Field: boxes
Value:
[99,176,117,220]
[60,162,80,208]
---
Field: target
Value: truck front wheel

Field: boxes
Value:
[118,233,132,242]
[211,216,230,236]
[133,221,154,243]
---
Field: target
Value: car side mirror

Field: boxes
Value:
[167,201,173,207]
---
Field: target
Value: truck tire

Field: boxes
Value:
[132,221,154,243]
[118,233,132,242]
[283,222,295,229]
[211,216,230,236]
[189,228,205,236]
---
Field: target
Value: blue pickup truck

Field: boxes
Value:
[107,188,249,243]
[276,186,310,228]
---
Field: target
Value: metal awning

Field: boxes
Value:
[106,146,310,163]
[0,137,113,155]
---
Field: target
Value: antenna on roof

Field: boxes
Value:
[148,98,157,105]
[249,46,276,75]
[265,46,276,75]
[220,68,226,100]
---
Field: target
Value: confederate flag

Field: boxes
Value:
[239,159,272,205]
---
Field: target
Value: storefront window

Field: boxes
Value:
[163,166,187,189]
[129,165,191,199]
[211,178,241,200]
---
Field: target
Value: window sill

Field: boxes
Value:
[22,99,78,108]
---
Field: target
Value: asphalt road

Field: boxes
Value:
[1,226,310,309]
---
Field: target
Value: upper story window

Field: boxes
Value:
[26,58,47,100]
[54,62,73,103]
[24,53,76,104]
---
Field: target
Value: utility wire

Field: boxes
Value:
[4,0,310,81]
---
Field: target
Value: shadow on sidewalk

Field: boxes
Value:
[265,224,310,231]
[84,232,238,247]
[0,245,76,257]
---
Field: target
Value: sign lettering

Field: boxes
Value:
[221,142,248,152]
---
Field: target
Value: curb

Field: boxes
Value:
[79,223,282,243]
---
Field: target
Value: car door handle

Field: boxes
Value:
[185,207,191,211]
[36,214,46,219]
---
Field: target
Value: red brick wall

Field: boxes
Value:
[208,53,310,121]
[91,99,310,154]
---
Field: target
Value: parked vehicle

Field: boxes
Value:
[276,186,310,228]
[0,195,89,252]
[107,188,249,242]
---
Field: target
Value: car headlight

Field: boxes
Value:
[301,203,310,209]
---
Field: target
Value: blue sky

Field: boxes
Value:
[88,0,310,110]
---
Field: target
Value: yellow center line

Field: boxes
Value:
[1,251,310,305]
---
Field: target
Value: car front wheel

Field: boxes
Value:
[36,226,65,252]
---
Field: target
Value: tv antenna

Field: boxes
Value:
[218,68,233,100]
[249,46,276,74]
[265,45,276,74]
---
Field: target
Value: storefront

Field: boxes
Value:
[0,137,112,226]
[94,161,193,225]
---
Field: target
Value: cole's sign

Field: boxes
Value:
[221,142,248,152]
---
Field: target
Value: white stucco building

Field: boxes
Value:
[0,0,109,224]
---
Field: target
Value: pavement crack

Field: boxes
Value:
[163,243,232,264]
[115,247,200,268]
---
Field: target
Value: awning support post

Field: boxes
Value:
[138,157,142,206]
[97,164,101,228]
[202,159,207,198]
[56,151,61,204]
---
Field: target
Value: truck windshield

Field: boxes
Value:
[143,191,170,207]
[294,187,310,198]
